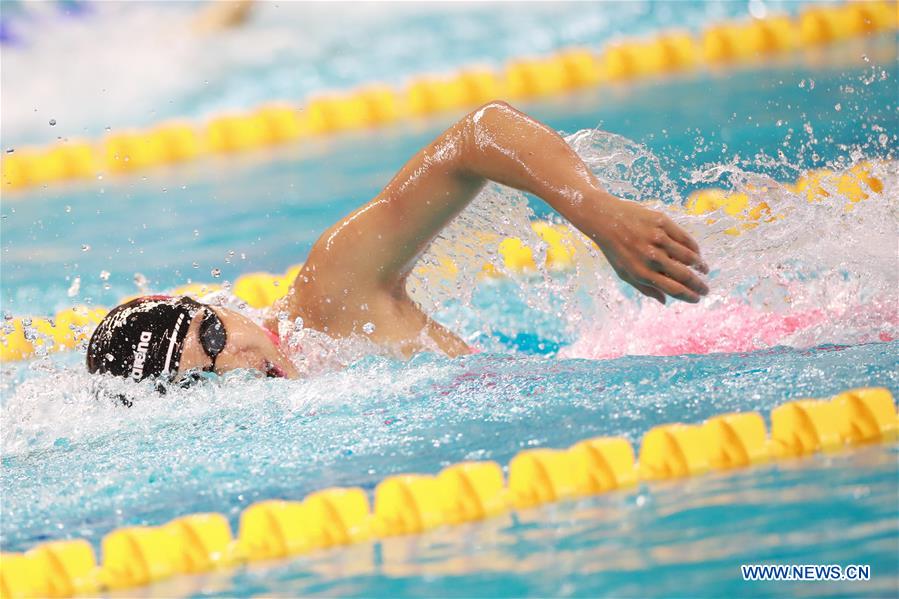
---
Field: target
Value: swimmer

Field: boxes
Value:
[87,102,710,384]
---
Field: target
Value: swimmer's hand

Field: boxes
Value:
[587,195,709,304]
[294,101,711,351]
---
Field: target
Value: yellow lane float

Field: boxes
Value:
[702,412,770,469]
[637,423,710,480]
[374,475,447,536]
[2,388,894,598]
[438,461,508,524]
[3,1,895,191]
[0,154,889,365]
[568,437,638,492]
[508,449,581,508]
[237,500,313,561]
[770,400,843,457]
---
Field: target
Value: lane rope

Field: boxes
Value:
[1,1,895,191]
[1,387,895,597]
[1,159,886,363]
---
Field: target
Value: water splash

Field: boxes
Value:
[560,148,897,360]
[410,127,898,360]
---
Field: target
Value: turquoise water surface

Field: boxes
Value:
[1,2,898,597]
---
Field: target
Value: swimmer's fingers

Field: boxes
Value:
[657,235,709,274]
[651,274,701,303]
[659,215,702,255]
[633,280,666,304]
[618,269,666,304]
[653,254,709,298]
[636,265,703,303]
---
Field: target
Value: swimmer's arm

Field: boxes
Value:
[299,101,708,312]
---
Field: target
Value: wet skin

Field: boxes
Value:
[177,307,299,379]
[175,101,709,380]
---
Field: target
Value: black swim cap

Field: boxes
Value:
[86,296,202,382]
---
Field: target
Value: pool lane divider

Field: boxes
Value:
[0,158,887,363]
[1,387,895,598]
[1,1,896,191]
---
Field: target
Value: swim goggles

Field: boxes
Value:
[197,307,227,373]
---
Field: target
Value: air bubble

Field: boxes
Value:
[99,270,110,281]
[81,244,91,252]
[211,268,221,278]
[362,322,376,335]
[49,119,56,126]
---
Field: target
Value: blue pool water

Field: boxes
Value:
[2,341,898,597]
[2,2,898,597]
[2,0,818,147]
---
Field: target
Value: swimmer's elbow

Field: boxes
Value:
[465,100,517,130]
[458,100,518,166]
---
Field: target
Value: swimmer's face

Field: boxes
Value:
[177,307,299,379]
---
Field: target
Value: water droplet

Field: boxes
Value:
[65,205,72,213]
[99,270,110,281]
[193,229,200,237]
[134,272,148,290]
[362,322,376,335]
[211,268,221,278]
[5,148,13,154]
[192,261,199,269]
[49,119,56,126]
[67,277,81,297]
[81,244,91,252]
[834,103,841,111]
[105,352,115,362]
